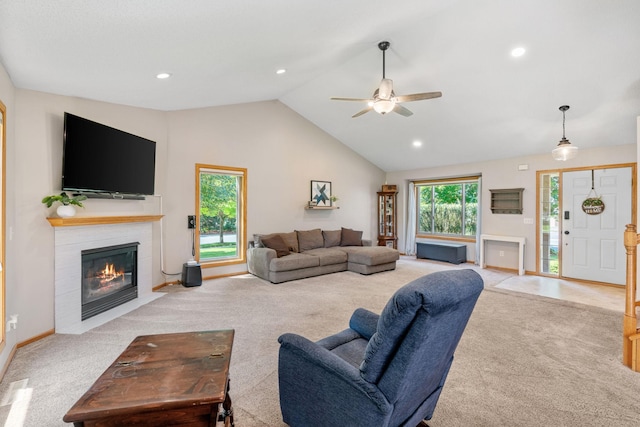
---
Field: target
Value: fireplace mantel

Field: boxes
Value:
[47,215,163,227]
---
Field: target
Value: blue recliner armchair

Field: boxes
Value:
[278,269,484,427]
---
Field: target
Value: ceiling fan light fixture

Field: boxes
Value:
[373,98,396,114]
[552,105,578,161]
[330,40,441,118]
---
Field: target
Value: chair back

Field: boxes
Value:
[360,269,483,424]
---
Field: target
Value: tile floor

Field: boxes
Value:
[495,274,627,312]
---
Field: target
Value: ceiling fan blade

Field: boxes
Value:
[378,79,393,100]
[331,97,372,102]
[395,91,442,103]
[393,104,413,117]
[352,106,373,118]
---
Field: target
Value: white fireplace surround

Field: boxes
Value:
[53,220,162,334]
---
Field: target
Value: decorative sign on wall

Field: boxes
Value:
[582,170,605,215]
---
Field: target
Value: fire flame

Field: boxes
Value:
[98,262,124,282]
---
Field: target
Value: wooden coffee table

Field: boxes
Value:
[63,330,235,426]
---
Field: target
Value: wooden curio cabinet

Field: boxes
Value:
[377,190,398,248]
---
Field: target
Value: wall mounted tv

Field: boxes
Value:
[62,112,156,199]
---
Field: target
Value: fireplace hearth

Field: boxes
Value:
[81,242,139,320]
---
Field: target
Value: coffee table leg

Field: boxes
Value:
[218,379,234,427]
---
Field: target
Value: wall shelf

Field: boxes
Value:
[47,215,163,227]
[304,206,339,210]
[489,188,524,214]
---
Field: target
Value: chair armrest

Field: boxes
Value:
[349,308,379,340]
[278,333,391,415]
[247,247,276,280]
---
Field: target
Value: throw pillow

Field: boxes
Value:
[296,229,324,252]
[260,234,290,258]
[341,227,363,246]
[323,230,342,248]
[280,231,299,253]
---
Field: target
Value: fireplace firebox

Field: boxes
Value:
[81,242,139,320]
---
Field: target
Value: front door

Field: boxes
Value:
[561,167,632,285]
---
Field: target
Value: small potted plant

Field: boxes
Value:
[42,192,87,218]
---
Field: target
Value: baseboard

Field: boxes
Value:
[154,271,249,289]
[18,329,55,348]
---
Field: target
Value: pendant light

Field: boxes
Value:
[552,105,578,161]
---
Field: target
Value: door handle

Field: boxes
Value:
[564,230,570,235]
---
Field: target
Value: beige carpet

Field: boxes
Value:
[1,258,639,426]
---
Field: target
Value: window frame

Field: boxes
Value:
[195,163,247,268]
[415,176,479,242]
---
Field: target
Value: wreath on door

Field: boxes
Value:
[581,170,605,215]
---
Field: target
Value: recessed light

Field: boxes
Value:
[412,140,423,147]
[276,69,287,75]
[156,72,172,79]
[511,47,526,58]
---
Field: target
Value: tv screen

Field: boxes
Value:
[62,113,156,197]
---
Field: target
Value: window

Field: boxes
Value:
[538,172,559,275]
[416,178,478,239]
[196,164,247,266]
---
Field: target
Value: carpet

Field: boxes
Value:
[0,258,638,426]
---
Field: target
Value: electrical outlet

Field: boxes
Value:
[187,215,195,229]
[499,251,505,257]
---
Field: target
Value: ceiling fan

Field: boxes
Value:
[331,41,442,118]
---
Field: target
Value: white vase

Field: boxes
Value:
[57,205,76,218]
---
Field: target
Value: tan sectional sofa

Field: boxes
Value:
[247,228,399,283]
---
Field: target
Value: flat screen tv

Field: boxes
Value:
[62,112,156,198]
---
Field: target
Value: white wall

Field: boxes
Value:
[164,101,384,276]
[7,90,385,344]
[13,90,168,341]
[386,144,636,273]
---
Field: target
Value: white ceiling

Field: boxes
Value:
[1,0,639,171]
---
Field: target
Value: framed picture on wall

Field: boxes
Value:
[311,180,332,206]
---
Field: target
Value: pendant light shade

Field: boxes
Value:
[552,105,578,161]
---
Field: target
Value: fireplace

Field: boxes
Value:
[81,242,139,320]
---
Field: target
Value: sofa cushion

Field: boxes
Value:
[270,252,319,272]
[303,248,348,266]
[257,232,299,253]
[323,230,342,248]
[297,229,324,252]
[341,246,400,265]
[261,234,290,258]
[340,227,363,246]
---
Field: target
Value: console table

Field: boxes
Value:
[63,330,235,426]
[479,234,526,275]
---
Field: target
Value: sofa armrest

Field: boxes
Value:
[247,247,276,280]
[349,308,379,340]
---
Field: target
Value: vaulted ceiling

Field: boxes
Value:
[1,0,638,171]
